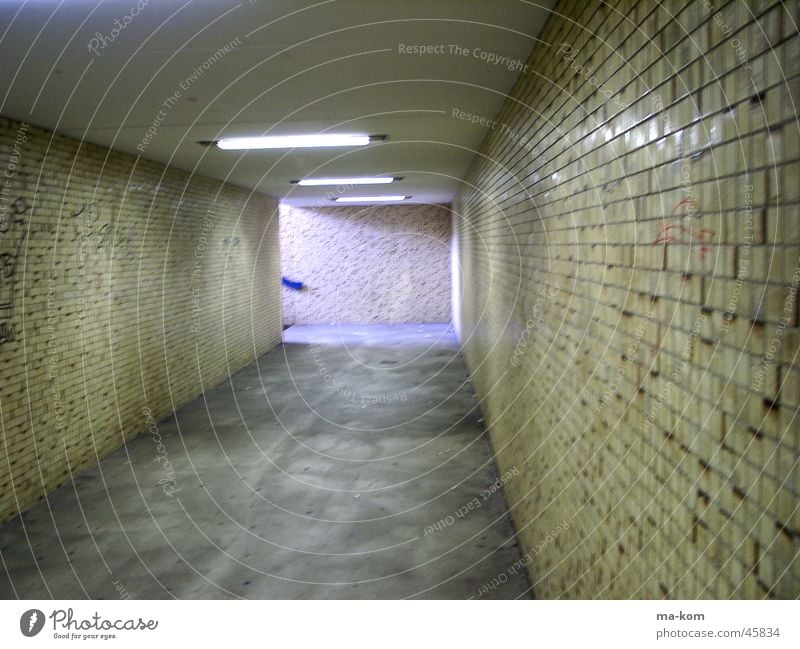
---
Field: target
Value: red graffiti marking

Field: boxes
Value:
[653,198,714,261]
[670,197,699,218]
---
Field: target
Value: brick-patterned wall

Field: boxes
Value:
[280,204,452,324]
[455,0,799,598]
[0,116,281,524]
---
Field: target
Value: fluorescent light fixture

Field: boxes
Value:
[334,196,409,203]
[215,134,375,150]
[295,176,398,186]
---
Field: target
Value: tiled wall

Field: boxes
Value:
[455,0,799,597]
[0,116,281,524]
[280,204,452,325]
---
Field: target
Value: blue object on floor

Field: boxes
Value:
[282,277,304,290]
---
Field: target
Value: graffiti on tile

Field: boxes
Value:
[653,198,715,261]
[0,196,29,343]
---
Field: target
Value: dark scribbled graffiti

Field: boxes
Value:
[0,196,29,343]
[71,201,113,296]
[72,201,108,264]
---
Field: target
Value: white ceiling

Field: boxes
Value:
[0,0,554,206]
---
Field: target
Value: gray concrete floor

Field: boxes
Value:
[0,324,529,599]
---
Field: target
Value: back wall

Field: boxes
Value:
[280,204,452,325]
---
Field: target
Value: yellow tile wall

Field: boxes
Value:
[455,0,799,598]
[0,116,281,524]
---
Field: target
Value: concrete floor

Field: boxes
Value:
[0,324,529,599]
